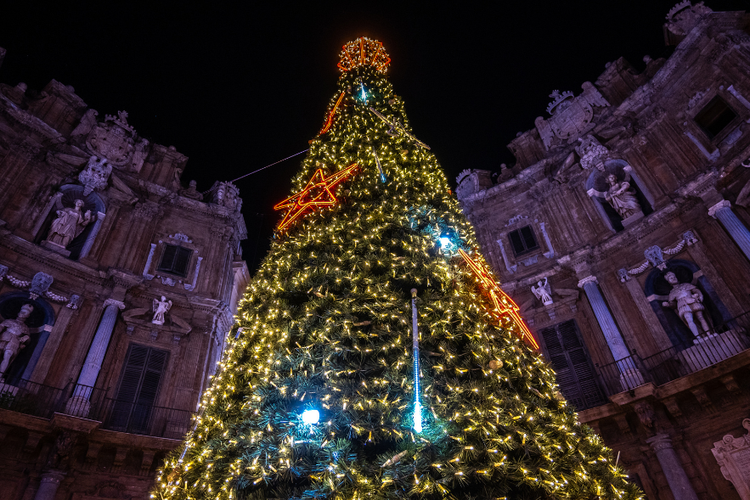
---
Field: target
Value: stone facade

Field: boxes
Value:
[457,3,750,499]
[0,54,249,498]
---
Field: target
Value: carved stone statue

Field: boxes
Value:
[180,180,204,200]
[604,173,641,219]
[661,271,711,340]
[531,277,553,306]
[152,296,172,325]
[0,304,34,381]
[48,199,92,248]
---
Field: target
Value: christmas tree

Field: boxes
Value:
[154,38,641,500]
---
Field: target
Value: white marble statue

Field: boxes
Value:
[48,199,92,247]
[531,277,553,306]
[604,174,641,219]
[0,304,34,381]
[661,271,711,340]
[152,296,172,325]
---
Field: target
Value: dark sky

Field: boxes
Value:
[0,0,747,270]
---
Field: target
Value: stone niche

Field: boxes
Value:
[712,418,750,499]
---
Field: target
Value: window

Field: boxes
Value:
[694,96,737,139]
[157,244,192,277]
[108,344,168,434]
[540,320,606,411]
[508,225,539,256]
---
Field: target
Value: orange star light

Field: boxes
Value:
[274,163,359,232]
[458,248,538,349]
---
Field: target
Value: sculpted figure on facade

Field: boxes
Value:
[661,271,711,340]
[531,277,554,306]
[48,199,92,248]
[605,173,641,219]
[180,180,204,201]
[152,295,172,325]
[0,304,34,381]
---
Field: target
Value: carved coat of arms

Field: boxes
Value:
[85,111,136,166]
[535,82,610,150]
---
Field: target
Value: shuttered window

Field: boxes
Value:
[540,320,606,411]
[508,225,539,256]
[109,344,169,434]
[157,244,192,277]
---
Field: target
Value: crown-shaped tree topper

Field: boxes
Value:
[337,37,391,73]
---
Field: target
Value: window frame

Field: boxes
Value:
[693,95,740,142]
[156,243,193,278]
[508,225,539,257]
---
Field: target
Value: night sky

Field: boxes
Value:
[1,0,746,270]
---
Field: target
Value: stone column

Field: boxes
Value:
[29,306,76,385]
[65,299,124,416]
[33,471,65,500]
[646,433,699,500]
[578,275,643,389]
[709,200,750,262]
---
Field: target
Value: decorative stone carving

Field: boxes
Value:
[531,277,553,306]
[78,157,112,195]
[85,111,136,166]
[662,271,711,340]
[617,268,631,282]
[535,83,610,150]
[712,418,750,499]
[576,134,610,171]
[45,199,92,250]
[644,246,666,270]
[66,294,83,310]
[29,272,54,300]
[152,296,173,325]
[180,180,204,200]
[634,401,656,430]
[665,1,713,39]
[169,233,192,243]
[133,201,162,220]
[0,265,8,281]
[0,304,34,382]
[208,181,242,212]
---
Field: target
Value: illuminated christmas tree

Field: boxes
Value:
[154,38,641,500]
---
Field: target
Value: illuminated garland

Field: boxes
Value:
[458,248,539,349]
[273,163,359,232]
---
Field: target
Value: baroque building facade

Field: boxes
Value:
[457,3,750,500]
[0,47,249,499]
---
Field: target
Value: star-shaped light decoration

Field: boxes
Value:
[458,248,539,349]
[274,163,360,232]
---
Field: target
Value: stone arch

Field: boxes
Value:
[36,184,106,260]
[644,258,732,349]
[585,159,653,232]
[0,292,55,384]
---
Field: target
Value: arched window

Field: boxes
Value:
[0,292,55,385]
[35,184,106,260]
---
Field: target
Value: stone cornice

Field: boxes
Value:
[0,230,106,285]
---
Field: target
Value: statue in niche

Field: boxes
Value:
[661,271,712,340]
[531,277,553,306]
[48,199,92,248]
[0,304,33,382]
[152,296,172,325]
[604,173,641,219]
